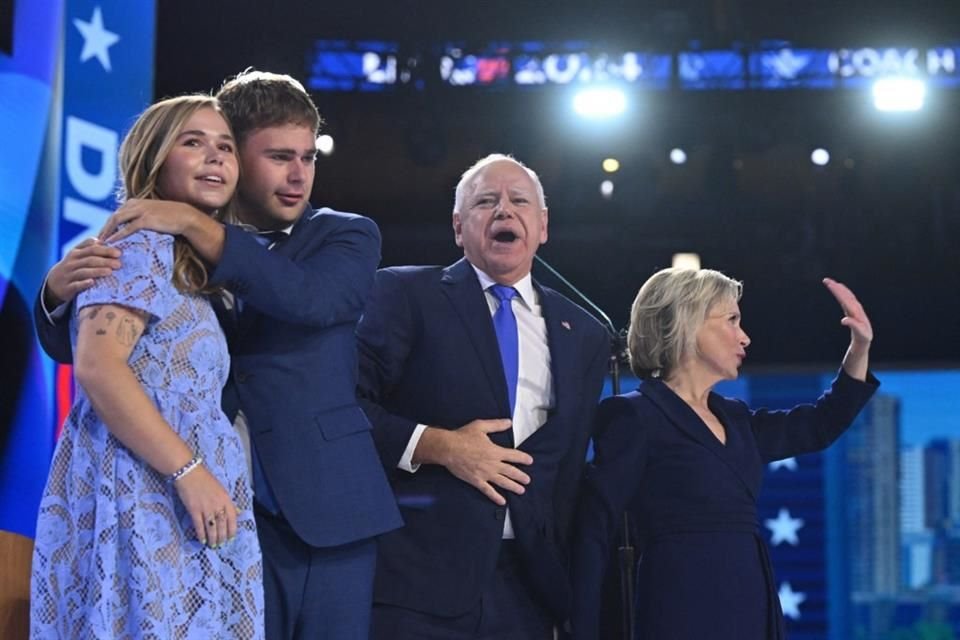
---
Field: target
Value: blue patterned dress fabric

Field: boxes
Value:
[30,230,264,639]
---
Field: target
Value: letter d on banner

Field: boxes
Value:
[57,0,155,428]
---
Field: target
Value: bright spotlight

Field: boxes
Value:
[672,253,701,270]
[872,77,926,112]
[669,148,687,165]
[602,158,620,173]
[317,134,335,156]
[600,180,615,199]
[573,87,627,119]
[811,148,830,166]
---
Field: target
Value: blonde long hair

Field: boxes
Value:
[118,95,235,293]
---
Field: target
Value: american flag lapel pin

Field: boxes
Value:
[561,320,571,331]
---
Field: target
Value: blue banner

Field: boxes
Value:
[60,0,155,258]
[307,39,960,93]
[0,0,154,538]
[749,49,837,89]
[678,50,746,90]
[308,39,399,92]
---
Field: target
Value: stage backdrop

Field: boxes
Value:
[0,0,154,538]
[3,5,960,640]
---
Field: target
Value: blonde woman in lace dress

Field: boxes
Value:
[30,95,264,639]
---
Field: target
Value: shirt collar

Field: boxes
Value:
[471,265,536,307]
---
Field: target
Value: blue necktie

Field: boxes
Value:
[489,285,519,414]
[252,229,287,249]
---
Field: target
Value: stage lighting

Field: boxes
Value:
[669,148,687,165]
[811,148,830,166]
[317,134,335,156]
[573,87,627,119]
[602,158,620,173]
[872,77,926,112]
[672,253,701,270]
[600,180,615,199]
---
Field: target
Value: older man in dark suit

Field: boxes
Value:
[358,154,610,639]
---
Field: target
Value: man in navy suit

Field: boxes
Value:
[358,154,610,639]
[35,70,401,639]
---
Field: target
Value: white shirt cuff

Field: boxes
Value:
[40,279,70,324]
[397,423,428,473]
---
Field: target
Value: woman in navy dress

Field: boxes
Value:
[571,268,877,639]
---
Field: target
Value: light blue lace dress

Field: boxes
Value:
[30,230,264,639]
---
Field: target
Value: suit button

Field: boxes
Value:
[494,507,505,521]
[236,372,249,383]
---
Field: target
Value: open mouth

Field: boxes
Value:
[198,175,225,184]
[492,230,518,243]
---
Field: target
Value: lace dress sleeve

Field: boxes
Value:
[76,229,178,322]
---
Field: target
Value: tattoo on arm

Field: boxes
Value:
[81,305,144,344]
[82,307,101,323]
[116,316,141,346]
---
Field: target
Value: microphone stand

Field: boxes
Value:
[533,255,635,640]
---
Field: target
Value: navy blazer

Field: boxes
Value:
[356,258,609,623]
[571,370,879,640]
[34,207,402,548]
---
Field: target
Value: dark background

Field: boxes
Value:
[154,0,960,367]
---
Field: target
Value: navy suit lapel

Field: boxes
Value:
[538,284,577,424]
[235,209,313,335]
[274,206,314,257]
[440,259,513,423]
[502,282,583,457]
[640,379,759,501]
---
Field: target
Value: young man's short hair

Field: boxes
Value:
[216,69,322,142]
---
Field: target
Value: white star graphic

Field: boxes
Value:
[768,457,798,471]
[765,507,805,546]
[74,7,120,72]
[778,582,807,620]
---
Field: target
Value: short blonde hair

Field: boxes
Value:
[627,268,742,380]
[453,153,546,214]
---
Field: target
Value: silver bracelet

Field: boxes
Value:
[169,455,203,482]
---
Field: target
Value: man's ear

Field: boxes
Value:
[452,212,463,247]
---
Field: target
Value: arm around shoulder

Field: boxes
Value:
[211,211,381,326]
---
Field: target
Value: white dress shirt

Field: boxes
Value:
[398,266,554,538]
[40,280,69,324]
